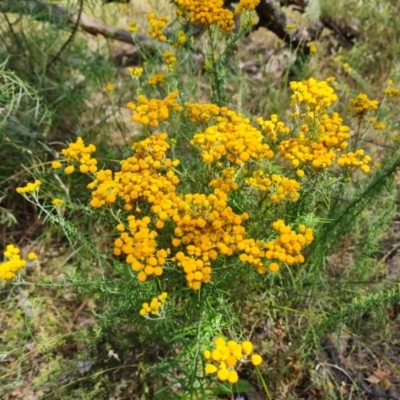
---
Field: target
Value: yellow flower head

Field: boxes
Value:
[0,245,27,280]
[52,198,64,207]
[16,180,42,194]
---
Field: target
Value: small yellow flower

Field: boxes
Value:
[205,364,217,374]
[227,370,238,384]
[286,23,297,30]
[251,354,263,366]
[106,84,115,92]
[128,22,138,33]
[52,161,62,169]
[64,165,75,175]
[217,368,229,381]
[242,341,253,355]
[52,198,64,207]
[269,262,280,273]
[27,252,38,260]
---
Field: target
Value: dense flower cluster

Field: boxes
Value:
[337,149,371,173]
[127,91,183,127]
[46,85,325,291]
[273,79,372,173]
[204,337,262,384]
[139,292,168,317]
[235,0,260,13]
[54,137,98,175]
[82,124,311,289]
[163,50,177,71]
[147,13,168,42]
[349,93,379,117]
[190,105,274,165]
[264,220,313,272]
[278,112,350,170]
[290,78,338,114]
[257,114,290,143]
[245,172,301,203]
[148,73,166,85]
[16,179,41,194]
[0,245,37,280]
[174,0,235,32]
[383,80,399,97]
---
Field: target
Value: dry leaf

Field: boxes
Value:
[373,369,391,380]
[365,374,381,384]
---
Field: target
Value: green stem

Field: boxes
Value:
[255,366,272,400]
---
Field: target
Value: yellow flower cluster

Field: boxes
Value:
[342,62,353,74]
[190,105,274,165]
[235,0,260,13]
[263,220,313,272]
[278,112,350,170]
[0,245,37,280]
[290,78,338,114]
[16,179,41,194]
[257,114,290,143]
[128,67,143,78]
[174,0,235,33]
[173,30,187,48]
[186,102,221,123]
[148,73,166,85]
[384,87,400,97]
[307,41,317,54]
[163,50,177,71]
[139,292,168,317]
[127,91,183,127]
[86,133,177,281]
[383,79,400,97]
[245,173,301,203]
[60,89,317,290]
[273,79,373,174]
[349,93,378,117]
[147,13,168,42]
[334,57,353,73]
[170,190,250,290]
[114,218,169,282]
[374,122,386,130]
[204,337,262,384]
[337,149,371,173]
[56,137,98,175]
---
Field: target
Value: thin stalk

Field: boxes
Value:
[255,366,272,400]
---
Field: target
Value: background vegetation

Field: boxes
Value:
[1,0,400,399]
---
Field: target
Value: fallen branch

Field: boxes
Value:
[0,0,149,46]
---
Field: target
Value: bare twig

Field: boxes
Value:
[46,0,84,69]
